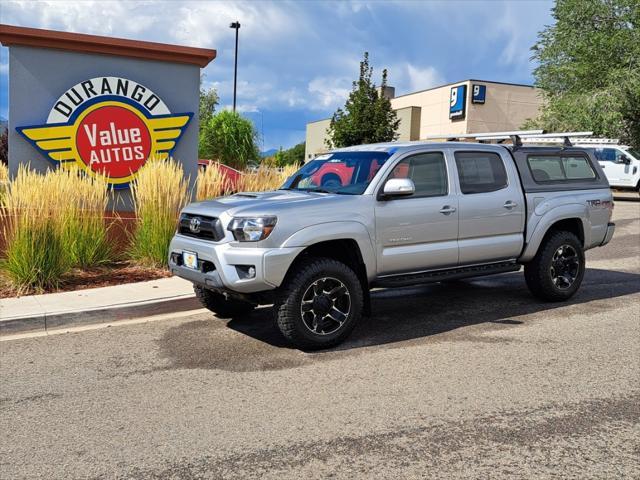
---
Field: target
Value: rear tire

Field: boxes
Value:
[275,257,363,350]
[524,230,585,302]
[194,285,255,319]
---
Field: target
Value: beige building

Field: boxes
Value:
[305,79,542,160]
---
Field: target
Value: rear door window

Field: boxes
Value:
[454,151,508,194]
[527,155,596,182]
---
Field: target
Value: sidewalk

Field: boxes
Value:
[0,277,201,335]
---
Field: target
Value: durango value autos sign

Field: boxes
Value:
[17,76,192,188]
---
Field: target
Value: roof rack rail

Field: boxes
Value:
[562,137,620,145]
[422,129,544,141]
[419,131,626,149]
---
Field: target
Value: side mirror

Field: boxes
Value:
[617,155,631,165]
[382,178,415,198]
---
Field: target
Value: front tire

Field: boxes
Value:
[524,230,585,301]
[275,258,364,350]
[194,285,255,319]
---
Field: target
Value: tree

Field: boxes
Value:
[0,129,7,166]
[525,0,640,146]
[198,80,219,158]
[326,52,399,149]
[200,110,260,169]
[269,142,305,167]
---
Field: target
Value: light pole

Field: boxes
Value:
[230,21,240,112]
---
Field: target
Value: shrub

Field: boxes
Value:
[129,159,190,268]
[199,110,260,169]
[196,162,234,201]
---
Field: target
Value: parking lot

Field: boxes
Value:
[1,200,639,479]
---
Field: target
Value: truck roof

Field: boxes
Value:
[331,141,611,193]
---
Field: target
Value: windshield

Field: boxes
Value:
[280,151,391,195]
[627,148,640,160]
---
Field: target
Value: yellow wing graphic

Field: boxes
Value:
[17,124,77,164]
[148,114,192,161]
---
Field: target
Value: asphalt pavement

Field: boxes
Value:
[1,201,639,479]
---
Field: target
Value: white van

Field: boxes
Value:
[576,144,640,190]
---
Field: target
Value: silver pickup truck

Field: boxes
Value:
[169,142,615,349]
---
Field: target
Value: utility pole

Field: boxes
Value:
[230,21,240,112]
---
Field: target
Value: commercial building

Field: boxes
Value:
[305,79,542,159]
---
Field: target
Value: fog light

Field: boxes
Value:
[235,265,256,279]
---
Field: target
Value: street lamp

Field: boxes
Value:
[230,21,240,112]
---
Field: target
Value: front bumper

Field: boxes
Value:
[168,234,303,294]
[600,222,615,246]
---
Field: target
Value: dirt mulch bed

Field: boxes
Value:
[0,262,171,299]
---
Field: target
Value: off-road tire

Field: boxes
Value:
[524,230,585,302]
[194,285,255,319]
[275,257,364,350]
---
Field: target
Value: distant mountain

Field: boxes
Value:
[260,148,278,158]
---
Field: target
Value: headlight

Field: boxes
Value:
[227,216,277,242]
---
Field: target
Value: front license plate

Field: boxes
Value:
[182,251,199,270]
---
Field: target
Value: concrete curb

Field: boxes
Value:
[0,294,200,336]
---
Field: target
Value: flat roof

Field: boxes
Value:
[392,78,536,100]
[0,24,217,67]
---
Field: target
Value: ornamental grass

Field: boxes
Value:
[129,158,190,268]
[0,166,113,293]
[0,163,8,203]
[236,164,299,192]
[196,162,234,201]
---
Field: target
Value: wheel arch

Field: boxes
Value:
[281,234,374,316]
[521,212,588,262]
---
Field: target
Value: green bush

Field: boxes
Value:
[199,110,260,169]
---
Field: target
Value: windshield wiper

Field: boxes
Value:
[300,187,332,194]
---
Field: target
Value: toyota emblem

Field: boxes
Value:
[189,217,201,233]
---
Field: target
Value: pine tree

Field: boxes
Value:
[326,52,400,149]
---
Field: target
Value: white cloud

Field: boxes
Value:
[404,64,444,92]
[307,76,352,111]
[0,0,553,148]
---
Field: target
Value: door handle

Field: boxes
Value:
[503,201,518,209]
[439,206,457,214]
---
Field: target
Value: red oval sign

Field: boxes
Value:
[75,105,152,178]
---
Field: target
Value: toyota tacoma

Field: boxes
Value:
[169,142,615,349]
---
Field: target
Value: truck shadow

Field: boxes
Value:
[227,268,640,352]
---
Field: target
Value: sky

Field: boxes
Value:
[0,0,554,151]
